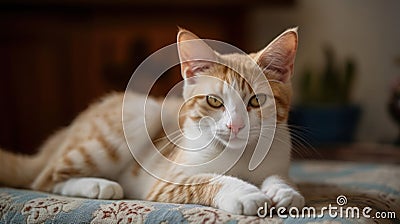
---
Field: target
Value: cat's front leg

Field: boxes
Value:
[147,174,270,215]
[214,176,272,215]
[261,175,304,209]
[53,177,124,199]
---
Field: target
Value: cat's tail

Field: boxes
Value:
[0,149,45,187]
[0,128,67,188]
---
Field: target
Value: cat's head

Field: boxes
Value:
[177,28,298,149]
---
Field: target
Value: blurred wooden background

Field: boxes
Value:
[0,1,294,154]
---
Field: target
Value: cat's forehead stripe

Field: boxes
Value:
[212,65,253,95]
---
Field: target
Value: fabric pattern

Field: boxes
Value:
[1,160,399,224]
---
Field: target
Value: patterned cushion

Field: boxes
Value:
[1,160,399,224]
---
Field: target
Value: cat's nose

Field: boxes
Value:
[227,123,244,135]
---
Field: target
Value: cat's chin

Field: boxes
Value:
[226,142,248,150]
[216,135,248,150]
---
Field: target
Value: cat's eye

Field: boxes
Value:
[248,94,267,108]
[206,95,223,108]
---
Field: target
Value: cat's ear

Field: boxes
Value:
[256,27,298,83]
[177,28,218,84]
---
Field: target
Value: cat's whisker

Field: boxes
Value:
[285,124,315,136]
[273,125,320,158]
[249,124,319,159]
[255,132,303,155]
[152,129,183,144]
[150,134,185,161]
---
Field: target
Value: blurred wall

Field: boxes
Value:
[1,0,397,154]
[0,2,243,153]
[249,0,400,142]
[0,1,292,154]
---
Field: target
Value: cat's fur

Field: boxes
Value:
[0,28,304,215]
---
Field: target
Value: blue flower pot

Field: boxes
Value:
[289,105,361,146]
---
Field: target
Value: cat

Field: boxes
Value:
[0,28,304,215]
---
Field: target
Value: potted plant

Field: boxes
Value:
[289,46,361,145]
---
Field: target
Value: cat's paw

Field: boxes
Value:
[262,176,304,209]
[263,185,304,209]
[53,177,124,199]
[219,191,271,215]
[215,177,271,215]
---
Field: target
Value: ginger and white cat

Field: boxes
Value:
[0,28,304,215]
